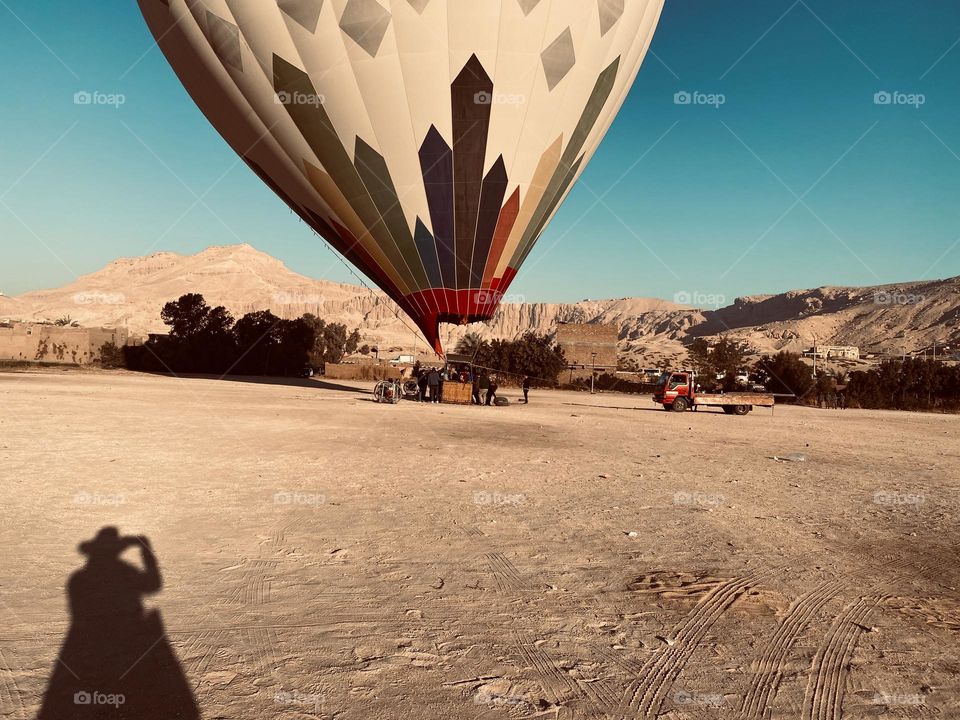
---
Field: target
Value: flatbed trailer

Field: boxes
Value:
[688,391,775,414]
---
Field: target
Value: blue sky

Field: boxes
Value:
[1,0,959,307]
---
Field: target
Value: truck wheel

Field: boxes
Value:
[671,397,689,412]
[732,405,750,416]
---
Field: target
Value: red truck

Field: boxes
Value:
[653,371,775,415]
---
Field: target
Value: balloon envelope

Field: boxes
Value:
[139,0,664,354]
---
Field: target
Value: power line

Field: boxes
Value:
[299,221,434,354]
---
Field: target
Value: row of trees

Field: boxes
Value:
[125,294,360,375]
[845,358,960,411]
[455,331,567,383]
[687,338,960,411]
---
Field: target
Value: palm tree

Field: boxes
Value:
[455,331,485,358]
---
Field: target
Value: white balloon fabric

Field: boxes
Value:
[139,0,665,353]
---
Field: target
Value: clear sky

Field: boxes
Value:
[1,0,959,307]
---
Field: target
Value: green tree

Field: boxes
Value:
[685,337,747,389]
[154,294,236,373]
[711,338,748,390]
[232,310,284,375]
[455,331,486,358]
[755,352,813,401]
[275,317,316,375]
[161,294,214,339]
[98,341,125,369]
[474,332,566,383]
[302,314,361,367]
[686,337,712,375]
[844,358,960,411]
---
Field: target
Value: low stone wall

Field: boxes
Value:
[323,363,402,381]
[0,323,128,365]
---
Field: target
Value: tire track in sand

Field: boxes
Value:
[242,626,281,684]
[184,630,226,691]
[620,573,765,719]
[737,579,846,719]
[513,631,585,711]
[584,643,645,714]
[0,647,26,719]
[801,596,883,720]
[486,553,528,593]
[220,558,278,606]
[752,555,947,720]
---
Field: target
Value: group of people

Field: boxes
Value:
[412,365,533,406]
[816,391,847,409]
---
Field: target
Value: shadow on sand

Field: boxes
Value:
[563,401,664,413]
[142,371,364,394]
[36,527,199,719]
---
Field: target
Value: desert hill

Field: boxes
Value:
[2,244,957,362]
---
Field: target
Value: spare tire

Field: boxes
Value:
[493,397,510,406]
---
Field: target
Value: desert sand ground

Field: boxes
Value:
[0,370,957,719]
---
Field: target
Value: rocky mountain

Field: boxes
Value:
[2,244,958,362]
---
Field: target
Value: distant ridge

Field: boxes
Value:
[2,244,958,361]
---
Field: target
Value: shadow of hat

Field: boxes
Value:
[78,527,128,556]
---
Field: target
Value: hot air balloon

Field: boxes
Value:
[139,0,664,355]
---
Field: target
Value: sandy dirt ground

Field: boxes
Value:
[0,370,958,719]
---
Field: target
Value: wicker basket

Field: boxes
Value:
[441,381,473,405]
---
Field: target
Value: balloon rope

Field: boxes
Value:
[301,222,561,385]
[301,221,576,387]
[301,222,431,351]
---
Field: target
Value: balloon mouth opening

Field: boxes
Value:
[419,311,497,359]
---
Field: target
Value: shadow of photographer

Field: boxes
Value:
[37,527,199,719]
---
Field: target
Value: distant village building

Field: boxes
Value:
[555,322,619,371]
[804,345,860,360]
[0,321,129,365]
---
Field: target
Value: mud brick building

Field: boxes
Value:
[556,322,618,370]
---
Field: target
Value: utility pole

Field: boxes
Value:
[808,332,818,378]
[590,352,597,394]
